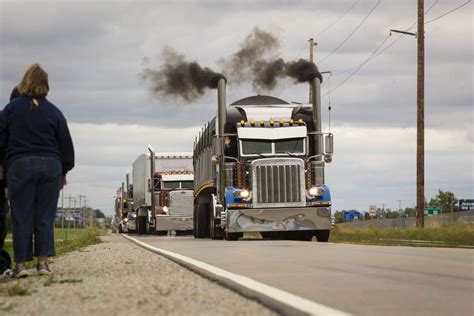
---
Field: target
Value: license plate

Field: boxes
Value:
[272,222,286,230]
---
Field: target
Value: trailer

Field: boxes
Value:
[132,150,194,234]
[193,69,334,241]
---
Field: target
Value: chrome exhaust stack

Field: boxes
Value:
[216,78,227,202]
[147,145,156,230]
[310,73,324,185]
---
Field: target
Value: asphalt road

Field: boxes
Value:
[133,236,473,316]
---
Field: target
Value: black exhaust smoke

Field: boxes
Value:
[252,58,322,90]
[141,48,224,102]
[141,28,321,101]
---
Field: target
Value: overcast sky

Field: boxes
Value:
[0,0,472,214]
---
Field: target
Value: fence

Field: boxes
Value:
[339,210,474,229]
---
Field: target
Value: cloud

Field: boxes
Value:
[0,0,472,213]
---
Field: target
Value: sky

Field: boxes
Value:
[0,0,472,215]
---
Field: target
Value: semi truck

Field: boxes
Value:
[132,149,194,235]
[114,179,134,233]
[193,69,334,241]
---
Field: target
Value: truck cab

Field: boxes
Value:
[193,75,334,241]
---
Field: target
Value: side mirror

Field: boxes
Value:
[325,133,334,155]
[211,155,220,165]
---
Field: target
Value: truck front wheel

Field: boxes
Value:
[194,202,210,238]
[315,230,330,242]
[137,216,147,235]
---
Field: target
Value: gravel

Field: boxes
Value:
[0,234,275,316]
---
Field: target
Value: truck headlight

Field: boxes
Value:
[163,206,169,214]
[233,189,252,201]
[307,186,324,197]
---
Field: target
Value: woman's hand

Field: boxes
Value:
[61,176,67,190]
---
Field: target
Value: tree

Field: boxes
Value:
[94,209,105,218]
[427,190,458,213]
[363,212,372,220]
[334,211,344,223]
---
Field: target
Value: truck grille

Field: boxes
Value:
[252,158,305,208]
[168,190,193,217]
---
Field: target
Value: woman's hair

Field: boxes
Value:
[17,63,49,98]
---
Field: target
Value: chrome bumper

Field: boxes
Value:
[226,207,331,233]
[154,215,193,231]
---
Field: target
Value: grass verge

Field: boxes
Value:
[3,228,106,265]
[330,224,474,247]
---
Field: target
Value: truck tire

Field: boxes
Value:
[195,202,210,238]
[315,230,330,242]
[137,216,147,235]
[225,232,242,241]
[298,231,314,241]
[209,203,223,240]
[193,204,197,238]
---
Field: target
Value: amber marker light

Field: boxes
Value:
[240,120,245,126]
[298,119,303,125]
[289,119,294,126]
[250,120,255,126]
[270,119,274,126]
[259,120,264,126]
[280,120,285,126]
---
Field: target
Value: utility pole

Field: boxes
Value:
[416,0,425,228]
[79,195,86,228]
[390,0,425,228]
[308,38,318,102]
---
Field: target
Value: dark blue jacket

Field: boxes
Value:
[0,96,74,175]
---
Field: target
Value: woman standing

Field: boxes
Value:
[0,64,75,277]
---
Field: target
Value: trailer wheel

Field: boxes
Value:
[315,230,330,242]
[224,232,242,241]
[298,231,314,241]
[137,216,147,235]
[195,202,210,238]
[209,203,223,240]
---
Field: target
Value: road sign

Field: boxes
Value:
[369,205,377,217]
[424,206,442,216]
[459,199,474,211]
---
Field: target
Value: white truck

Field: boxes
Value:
[132,148,194,234]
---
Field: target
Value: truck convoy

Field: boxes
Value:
[132,150,194,235]
[193,71,334,241]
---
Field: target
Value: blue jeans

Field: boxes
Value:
[7,156,62,262]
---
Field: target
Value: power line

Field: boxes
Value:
[323,0,440,96]
[315,0,360,38]
[318,0,381,65]
[407,0,471,29]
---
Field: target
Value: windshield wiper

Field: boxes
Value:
[250,152,266,158]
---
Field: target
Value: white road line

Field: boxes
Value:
[123,234,351,316]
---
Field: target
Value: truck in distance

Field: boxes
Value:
[132,149,194,235]
[193,70,334,241]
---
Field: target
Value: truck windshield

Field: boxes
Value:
[275,138,304,154]
[180,181,194,189]
[241,140,272,155]
[163,181,193,189]
[241,138,305,156]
